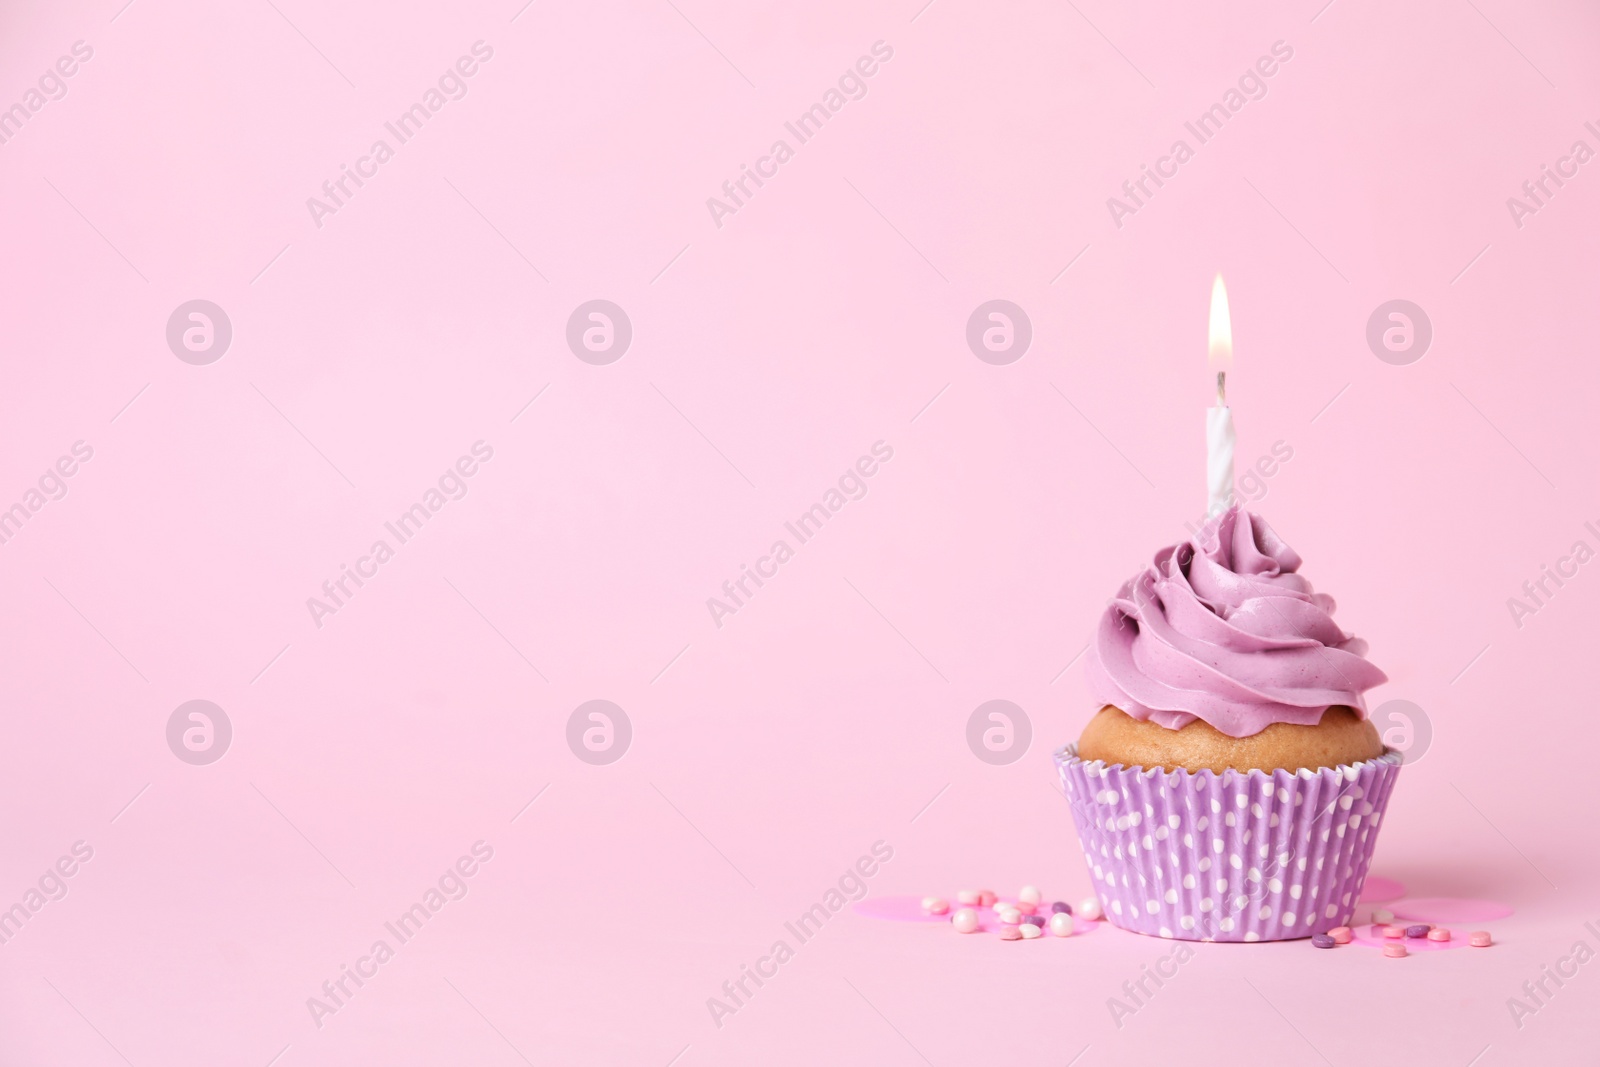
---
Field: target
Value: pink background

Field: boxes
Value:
[3,0,1599,1063]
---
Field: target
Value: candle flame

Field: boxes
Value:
[1208,273,1232,371]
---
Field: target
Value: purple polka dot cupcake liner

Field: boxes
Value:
[1055,746,1403,942]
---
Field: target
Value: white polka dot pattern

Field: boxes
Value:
[1056,747,1403,943]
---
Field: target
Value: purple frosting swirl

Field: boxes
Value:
[1085,506,1387,738]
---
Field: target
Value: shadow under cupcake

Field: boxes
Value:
[1057,505,1402,943]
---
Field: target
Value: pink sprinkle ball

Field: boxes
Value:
[1470,931,1493,947]
[1428,928,1451,943]
[977,890,998,908]
[1016,901,1038,916]
[1329,927,1353,944]
[1049,912,1075,937]
[956,889,981,906]
[922,896,949,915]
[1000,925,1023,941]
[1078,897,1103,922]
[1382,926,1405,939]
[951,908,980,934]
[1383,942,1408,958]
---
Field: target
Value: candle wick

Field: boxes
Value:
[1216,371,1226,406]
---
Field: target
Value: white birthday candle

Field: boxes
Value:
[1207,274,1235,518]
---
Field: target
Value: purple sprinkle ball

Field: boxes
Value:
[1404,924,1431,939]
[1051,901,1072,914]
[1022,915,1047,927]
[1311,933,1337,949]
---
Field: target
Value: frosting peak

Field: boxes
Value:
[1084,506,1387,738]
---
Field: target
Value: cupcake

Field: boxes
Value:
[1056,505,1400,942]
